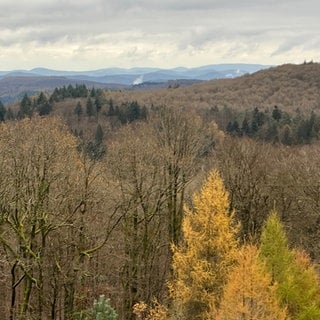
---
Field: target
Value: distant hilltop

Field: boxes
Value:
[0,63,270,86]
[0,64,270,103]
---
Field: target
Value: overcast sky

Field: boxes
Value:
[0,0,319,70]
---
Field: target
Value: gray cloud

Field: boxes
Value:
[0,0,319,69]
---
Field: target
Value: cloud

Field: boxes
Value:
[0,0,320,69]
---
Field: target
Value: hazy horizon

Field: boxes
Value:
[0,62,273,73]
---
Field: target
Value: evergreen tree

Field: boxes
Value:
[241,118,251,136]
[226,121,233,134]
[272,106,282,121]
[140,106,148,120]
[95,97,103,114]
[226,120,240,136]
[231,120,241,136]
[266,122,279,143]
[216,245,287,320]
[18,93,33,118]
[75,84,88,97]
[91,295,117,320]
[86,98,94,117]
[5,107,14,120]
[76,295,118,320]
[66,84,74,97]
[38,102,53,116]
[296,112,316,144]
[170,169,239,320]
[74,101,83,119]
[95,124,104,145]
[252,107,265,127]
[251,118,259,135]
[37,92,48,105]
[107,103,115,117]
[0,100,7,121]
[127,101,140,122]
[281,125,293,145]
[35,92,52,116]
[90,87,96,97]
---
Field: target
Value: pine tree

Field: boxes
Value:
[18,93,33,118]
[252,107,265,127]
[86,98,94,117]
[75,101,83,120]
[216,244,287,320]
[281,124,293,145]
[6,107,14,120]
[259,211,320,319]
[36,91,48,105]
[0,100,7,121]
[241,118,251,136]
[170,169,239,320]
[92,295,117,320]
[76,295,118,320]
[95,124,104,145]
[95,97,103,114]
[272,105,282,121]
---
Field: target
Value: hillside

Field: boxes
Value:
[2,63,319,112]
[4,62,320,146]
[0,63,268,103]
[103,62,320,114]
[0,76,114,103]
[3,62,320,319]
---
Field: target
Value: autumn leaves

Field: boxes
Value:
[170,170,239,319]
[0,114,319,320]
[170,170,320,320]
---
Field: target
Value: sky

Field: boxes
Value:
[0,0,319,70]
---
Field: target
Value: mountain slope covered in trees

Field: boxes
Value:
[0,63,269,103]
[1,62,320,319]
[102,62,320,113]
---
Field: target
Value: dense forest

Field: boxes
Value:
[1,63,320,319]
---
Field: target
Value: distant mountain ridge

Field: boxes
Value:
[0,64,270,85]
[0,64,270,103]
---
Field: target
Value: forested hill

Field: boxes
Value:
[2,63,320,319]
[95,62,320,145]
[0,76,111,104]
[2,62,320,146]
[105,62,320,114]
[2,62,320,113]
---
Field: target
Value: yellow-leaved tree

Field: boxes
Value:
[216,244,288,320]
[169,169,239,320]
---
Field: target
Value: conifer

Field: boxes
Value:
[216,245,287,320]
[259,211,320,319]
[170,169,238,320]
